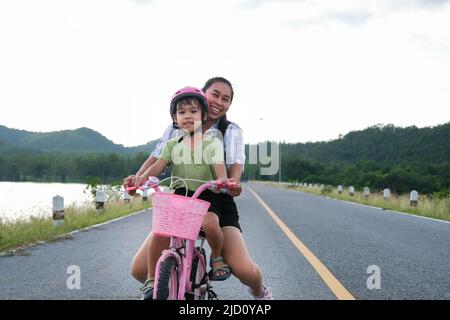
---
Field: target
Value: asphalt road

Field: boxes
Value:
[1,182,449,300]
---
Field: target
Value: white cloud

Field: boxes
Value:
[0,0,449,146]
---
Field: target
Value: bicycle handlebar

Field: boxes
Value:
[125,176,238,198]
[191,180,238,199]
[211,180,239,190]
[125,176,161,194]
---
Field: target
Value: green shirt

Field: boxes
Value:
[160,136,224,191]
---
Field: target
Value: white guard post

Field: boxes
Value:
[95,190,105,210]
[52,195,64,227]
[410,190,418,207]
[349,186,355,196]
[383,188,390,200]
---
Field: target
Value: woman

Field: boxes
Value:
[124,77,273,300]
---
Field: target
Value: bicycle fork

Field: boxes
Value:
[153,236,219,300]
[153,237,195,300]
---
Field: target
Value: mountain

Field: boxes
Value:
[0,125,157,155]
[244,122,450,193]
[2,122,448,161]
[279,122,450,164]
[1,122,448,193]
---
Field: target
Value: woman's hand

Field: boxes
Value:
[133,175,147,188]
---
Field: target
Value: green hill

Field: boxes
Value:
[1,122,449,193]
[281,122,450,164]
[0,125,157,155]
[0,124,159,183]
[245,122,450,194]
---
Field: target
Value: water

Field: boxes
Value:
[0,182,93,222]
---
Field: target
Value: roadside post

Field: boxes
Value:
[52,195,64,227]
[410,190,418,207]
[349,186,355,197]
[364,187,370,199]
[95,190,105,210]
[383,188,390,200]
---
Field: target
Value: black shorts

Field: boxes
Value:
[216,193,241,232]
[174,188,241,232]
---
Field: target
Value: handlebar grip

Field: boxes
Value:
[126,176,161,195]
[212,180,239,190]
[125,186,137,195]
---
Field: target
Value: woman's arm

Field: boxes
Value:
[228,163,243,182]
[137,156,158,176]
[222,123,244,196]
[135,159,168,186]
[123,155,157,187]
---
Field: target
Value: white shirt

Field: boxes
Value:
[150,121,246,169]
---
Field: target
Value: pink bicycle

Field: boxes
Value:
[126,176,237,300]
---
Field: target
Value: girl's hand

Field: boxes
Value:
[123,175,137,195]
[227,178,242,197]
[212,178,228,193]
[123,175,135,188]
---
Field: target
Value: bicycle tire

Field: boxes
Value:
[155,256,179,300]
[186,247,208,300]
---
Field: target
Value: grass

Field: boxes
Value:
[256,181,450,222]
[0,199,152,255]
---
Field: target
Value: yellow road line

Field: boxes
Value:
[247,186,356,300]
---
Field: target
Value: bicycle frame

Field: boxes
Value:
[127,177,235,300]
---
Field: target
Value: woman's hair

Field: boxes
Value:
[202,76,234,102]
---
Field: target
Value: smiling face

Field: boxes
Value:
[204,81,233,121]
[175,100,203,134]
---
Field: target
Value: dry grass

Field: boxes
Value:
[0,199,151,255]
[257,181,450,222]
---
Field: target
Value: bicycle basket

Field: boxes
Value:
[151,192,210,241]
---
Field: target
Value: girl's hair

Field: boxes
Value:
[172,97,207,124]
[202,77,234,102]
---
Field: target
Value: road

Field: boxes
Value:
[1,182,449,300]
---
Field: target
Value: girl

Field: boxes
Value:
[135,86,232,299]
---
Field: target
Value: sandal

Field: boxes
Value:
[140,278,154,300]
[209,256,232,281]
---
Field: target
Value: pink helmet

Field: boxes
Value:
[170,86,209,117]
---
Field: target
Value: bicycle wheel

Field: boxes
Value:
[155,256,179,300]
[186,247,208,300]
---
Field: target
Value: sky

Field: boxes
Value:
[1,0,450,147]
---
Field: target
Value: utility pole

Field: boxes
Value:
[278,151,281,183]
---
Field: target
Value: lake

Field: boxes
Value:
[0,182,93,222]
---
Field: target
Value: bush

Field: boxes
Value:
[321,186,333,194]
